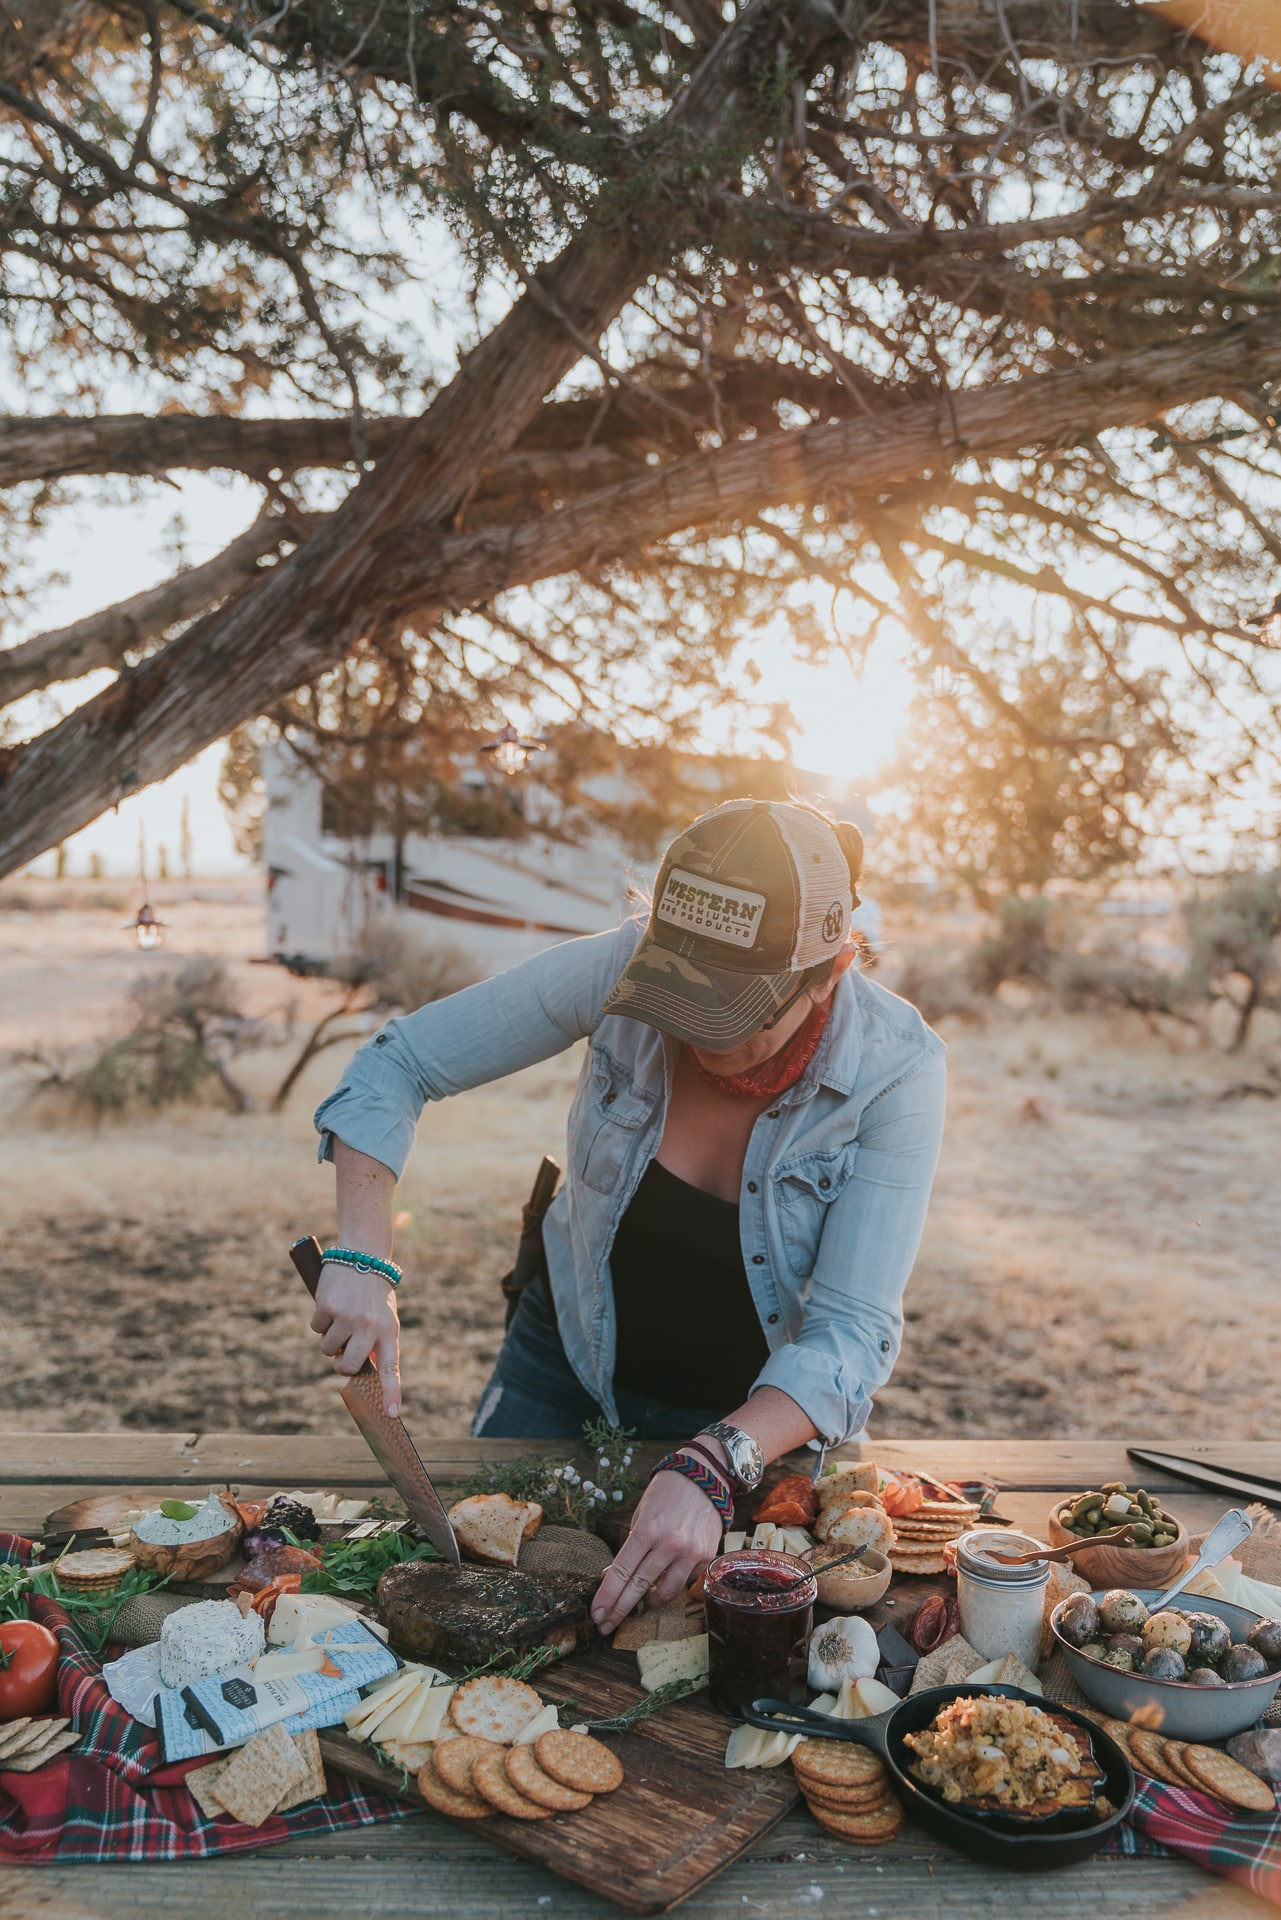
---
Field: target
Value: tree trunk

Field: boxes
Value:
[0,507,300,709]
[0,0,860,875]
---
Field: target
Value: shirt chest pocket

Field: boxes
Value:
[771,1146,857,1278]
[579,1053,655,1195]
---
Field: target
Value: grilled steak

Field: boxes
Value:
[376,1561,596,1668]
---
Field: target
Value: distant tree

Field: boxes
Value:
[1186,871,1281,1052]
[879,640,1172,911]
[179,797,193,880]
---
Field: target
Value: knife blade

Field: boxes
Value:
[289,1235,460,1564]
[1126,1446,1281,1509]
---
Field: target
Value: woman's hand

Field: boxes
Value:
[310,1263,402,1416]
[591,1470,723,1634]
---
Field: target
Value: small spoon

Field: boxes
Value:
[986,1527,1136,1566]
[1149,1507,1253,1610]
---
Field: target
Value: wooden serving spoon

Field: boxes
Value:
[985,1526,1136,1566]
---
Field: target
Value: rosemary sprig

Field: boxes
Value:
[454,1643,562,1683]
[555,1676,705,1732]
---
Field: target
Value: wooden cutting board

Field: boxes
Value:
[319,1642,799,1914]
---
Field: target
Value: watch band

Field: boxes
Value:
[698,1422,764,1491]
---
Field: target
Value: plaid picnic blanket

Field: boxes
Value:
[1108,1778,1281,1905]
[0,1534,413,1863]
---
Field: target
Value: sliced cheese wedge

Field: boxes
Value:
[344,1672,418,1733]
[777,1527,815,1557]
[514,1702,560,1746]
[252,1645,327,1683]
[725,1724,771,1769]
[404,1685,458,1744]
[853,1677,901,1717]
[749,1524,775,1550]
[370,1689,436,1743]
[808,1692,838,1715]
[722,1530,747,1554]
[636,1633,710,1694]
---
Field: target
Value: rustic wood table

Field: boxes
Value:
[0,1432,1276,1919]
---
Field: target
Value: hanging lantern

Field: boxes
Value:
[480,723,548,778]
[123,902,168,950]
[123,823,169,947]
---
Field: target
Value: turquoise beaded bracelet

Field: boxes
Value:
[321,1247,403,1288]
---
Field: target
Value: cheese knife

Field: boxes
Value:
[289,1235,460,1564]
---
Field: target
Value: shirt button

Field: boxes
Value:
[767,1109,781,1119]
[880,1338,891,1352]
[603,1091,616,1105]
[374,1034,387,1045]
[747,1181,758,1194]
[752,1254,765,1266]
[768,1312,780,1325]
[818,1176,831,1191]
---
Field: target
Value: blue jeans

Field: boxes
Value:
[472,1275,725,1441]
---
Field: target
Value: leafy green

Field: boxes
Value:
[160,1499,199,1522]
[454,1643,563,1683]
[0,1557,168,1653]
[300,1530,443,1607]
[461,1419,641,1530]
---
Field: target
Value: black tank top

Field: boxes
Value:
[610,1157,768,1408]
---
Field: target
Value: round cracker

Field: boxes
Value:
[1182,1744,1277,1814]
[806,1796,904,1843]
[417,1760,492,1819]
[535,1729,624,1795]
[434,1735,501,1796]
[1159,1741,1203,1791]
[470,1745,557,1820]
[1129,1728,1187,1789]
[801,1780,893,1814]
[505,1744,593,1812]
[791,1739,886,1788]
[450,1676,546,1745]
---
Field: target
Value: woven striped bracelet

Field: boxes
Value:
[651,1449,735,1525]
[321,1246,403,1288]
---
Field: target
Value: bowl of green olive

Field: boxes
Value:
[1047,1482,1189,1588]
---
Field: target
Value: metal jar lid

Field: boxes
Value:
[956,1529,1049,1585]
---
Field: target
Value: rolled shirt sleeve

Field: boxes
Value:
[752,1046,947,1445]
[313,920,642,1179]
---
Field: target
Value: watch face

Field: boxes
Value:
[730,1435,764,1488]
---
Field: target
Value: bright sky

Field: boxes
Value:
[13,477,916,877]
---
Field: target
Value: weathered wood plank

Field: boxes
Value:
[0,1434,197,1483]
[0,1828,1270,1919]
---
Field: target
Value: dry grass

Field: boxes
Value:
[1,886,1279,1441]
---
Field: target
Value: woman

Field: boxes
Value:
[309,799,946,1634]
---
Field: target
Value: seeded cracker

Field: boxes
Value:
[535,1729,624,1795]
[1,1730,81,1771]
[209,1723,306,1828]
[470,1744,556,1819]
[186,1758,233,1819]
[273,1730,327,1812]
[417,1759,492,1819]
[505,1744,593,1812]
[910,1634,983,1693]
[435,1736,501,1796]
[450,1676,545,1745]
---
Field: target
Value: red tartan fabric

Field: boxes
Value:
[1119,1777,1281,1906]
[0,1533,413,1863]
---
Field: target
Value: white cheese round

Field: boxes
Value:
[159,1600,265,1690]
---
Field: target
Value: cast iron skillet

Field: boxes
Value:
[744,1684,1134,1870]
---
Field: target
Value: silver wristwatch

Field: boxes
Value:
[698,1422,765,1492]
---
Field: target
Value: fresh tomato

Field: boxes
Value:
[0,1620,60,1720]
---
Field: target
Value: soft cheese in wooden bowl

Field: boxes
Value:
[130,1493,243,1580]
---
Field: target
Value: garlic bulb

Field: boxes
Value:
[806,1614,880,1692]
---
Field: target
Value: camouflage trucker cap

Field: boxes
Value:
[601,800,858,1049]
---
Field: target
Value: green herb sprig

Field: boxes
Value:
[555,1676,705,1733]
[0,1558,168,1653]
[462,1418,641,1530]
[300,1530,443,1607]
[455,1643,562,1683]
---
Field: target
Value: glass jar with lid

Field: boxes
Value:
[955,1530,1049,1672]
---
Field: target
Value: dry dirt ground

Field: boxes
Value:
[1,878,1279,1442]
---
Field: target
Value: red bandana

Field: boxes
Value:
[687,951,857,1101]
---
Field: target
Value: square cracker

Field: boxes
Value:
[209,1724,306,1828]
[187,1757,233,1819]
[1,1729,80,1772]
[273,1730,327,1813]
[910,1633,982,1694]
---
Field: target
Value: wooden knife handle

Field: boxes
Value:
[289,1234,326,1300]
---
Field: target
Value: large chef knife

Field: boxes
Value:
[289,1235,460,1564]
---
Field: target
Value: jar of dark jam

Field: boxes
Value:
[705,1549,817,1719]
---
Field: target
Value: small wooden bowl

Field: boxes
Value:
[129,1522,241,1582]
[1047,1503,1189,1590]
[813,1547,892,1611]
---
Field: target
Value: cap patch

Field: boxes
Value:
[822,901,844,943]
[656,867,766,949]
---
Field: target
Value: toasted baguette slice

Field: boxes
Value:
[448,1494,544,1567]
[815,1464,879,1512]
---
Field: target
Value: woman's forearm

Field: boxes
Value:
[333,1138,397,1257]
[707,1386,820,1468]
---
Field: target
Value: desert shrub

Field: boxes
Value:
[970,895,1070,995]
[270,925,482,1110]
[1050,949,1196,1028]
[894,948,982,1025]
[1185,871,1281,1052]
[78,1030,211,1111]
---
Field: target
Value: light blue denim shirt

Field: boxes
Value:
[314,919,946,1445]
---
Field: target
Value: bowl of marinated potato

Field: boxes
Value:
[1050,1588,1281,1740]
[1047,1482,1188,1588]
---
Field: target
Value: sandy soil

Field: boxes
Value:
[1,880,1278,1441]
